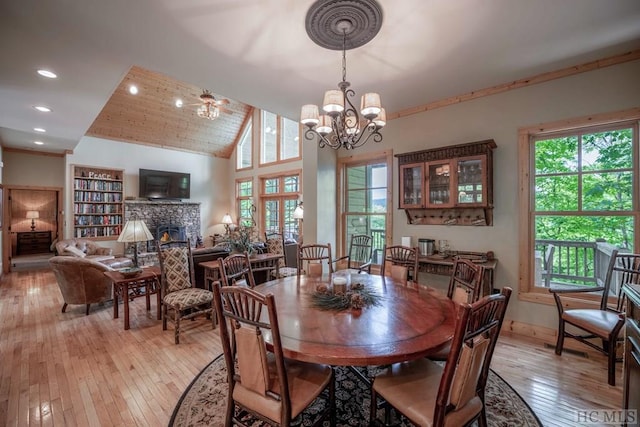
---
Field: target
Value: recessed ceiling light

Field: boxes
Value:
[34,141,44,145]
[34,105,52,112]
[34,127,46,133]
[37,69,57,79]
[129,85,138,95]
[175,99,183,108]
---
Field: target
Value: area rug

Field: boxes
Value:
[169,355,542,427]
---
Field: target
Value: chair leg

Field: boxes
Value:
[370,386,377,425]
[555,320,565,355]
[61,303,68,313]
[329,368,336,427]
[175,314,180,344]
[162,305,168,331]
[607,341,616,386]
[478,407,488,427]
[86,304,90,315]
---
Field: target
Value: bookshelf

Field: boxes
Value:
[72,165,124,240]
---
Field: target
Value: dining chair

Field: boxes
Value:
[212,282,336,426]
[549,249,638,386]
[332,234,373,274]
[219,252,256,288]
[389,264,409,284]
[156,240,214,344]
[447,258,485,304]
[298,243,333,277]
[370,287,512,427]
[264,231,298,278]
[380,245,419,282]
[427,258,485,361]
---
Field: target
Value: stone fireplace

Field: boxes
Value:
[124,200,201,251]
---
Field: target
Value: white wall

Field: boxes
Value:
[3,151,65,187]
[67,136,231,250]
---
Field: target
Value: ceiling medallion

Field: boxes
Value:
[301,0,386,150]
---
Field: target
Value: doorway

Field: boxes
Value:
[2,186,63,273]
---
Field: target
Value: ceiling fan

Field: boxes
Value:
[194,90,233,120]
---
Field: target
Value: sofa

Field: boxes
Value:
[49,256,115,315]
[55,238,133,269]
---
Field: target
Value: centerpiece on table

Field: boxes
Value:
[311,274,381,311]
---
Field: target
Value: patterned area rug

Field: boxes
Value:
[169,355,542,427]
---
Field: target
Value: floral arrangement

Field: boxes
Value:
[311,282,382,311]
[223,226,257,256]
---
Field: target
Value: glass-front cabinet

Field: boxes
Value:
[400,163,424,208]
[396,140,496,226]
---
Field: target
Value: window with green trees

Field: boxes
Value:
[530,121,638,291]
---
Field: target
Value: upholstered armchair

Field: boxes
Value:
[49,256,114,315]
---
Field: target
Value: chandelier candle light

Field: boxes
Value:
[301,0,385,150]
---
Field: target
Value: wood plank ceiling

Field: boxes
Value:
[86,65,252,158]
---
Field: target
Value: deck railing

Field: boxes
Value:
[535,239,622,294]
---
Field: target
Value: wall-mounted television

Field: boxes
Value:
[139,168,190,200]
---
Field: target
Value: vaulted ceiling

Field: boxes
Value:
[1,0,639,156]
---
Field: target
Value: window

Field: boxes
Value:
[236,179,255,227]
[261,172,301,240]
[519,110,640,301]
[260,110,301,165]
[236,118,252,170]
[338,151,393,265]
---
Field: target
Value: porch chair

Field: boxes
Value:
[156,240,214,344]
[298,243,333,277]
[549,249,638,386]
[332,234,373,274]
[541,244,555,287]
[265,231,298,278]
[212,282,335,426]
[380,245,419,282]
[219,252,256,289]
[370,287,512,427]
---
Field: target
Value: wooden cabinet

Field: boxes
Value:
[396,139,496,226]
[623,283,640,425]
[17,231,52,255]
[72,165,124,240]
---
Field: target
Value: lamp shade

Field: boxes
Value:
[221,214,233,225]
[117,219,154,243]
[293,204,304,219]
[26,211,39,219]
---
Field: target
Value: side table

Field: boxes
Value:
[104,266,161,330]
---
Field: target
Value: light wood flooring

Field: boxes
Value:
[0,268,623,426]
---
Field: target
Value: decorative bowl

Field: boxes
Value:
[119,267,143,278]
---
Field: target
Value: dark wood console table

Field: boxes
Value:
[17,231,52,255]
[200,253,283,288]
[418,252,497,296]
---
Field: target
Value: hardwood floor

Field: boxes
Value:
[0,268,623,426]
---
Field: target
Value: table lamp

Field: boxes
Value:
[117,217,154,269]
[26,211,39,231]
[221,214,233,234]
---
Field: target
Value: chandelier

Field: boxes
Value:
[300,0,385,150]
[197,91,221,120]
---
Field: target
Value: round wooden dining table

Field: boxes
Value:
[254,273,457,367]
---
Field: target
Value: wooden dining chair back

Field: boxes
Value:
[448,258,484,304]
[371,287,512,427]
[549,249,638,385]
[212,282,335,426]
[298,243,333,277]
[264,231,298,278]
[381,245,419,282]
[219,253,256,288]
[156,240,214,344]
[332,234,373,274]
